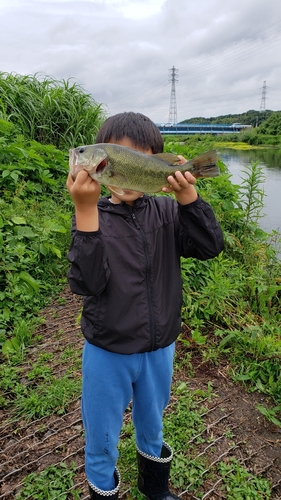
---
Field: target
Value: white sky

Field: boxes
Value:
[0,0,280,122]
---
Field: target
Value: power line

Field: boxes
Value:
[104,17,281,119]
[178,19,281,82]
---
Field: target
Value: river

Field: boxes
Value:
[218,147,281,235]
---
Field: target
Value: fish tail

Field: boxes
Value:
[188,150,220,178]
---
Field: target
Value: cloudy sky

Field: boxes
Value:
[0,0,280,123]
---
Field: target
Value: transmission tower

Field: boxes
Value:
[260,80,268,111]
[168,66,178,124]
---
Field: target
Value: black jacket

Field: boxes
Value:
[67,195,224,354]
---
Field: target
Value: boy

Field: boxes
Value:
[66,112,224,500]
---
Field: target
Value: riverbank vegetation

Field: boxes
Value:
[1,73,280,499]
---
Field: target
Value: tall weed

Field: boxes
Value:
[0,72,105,148]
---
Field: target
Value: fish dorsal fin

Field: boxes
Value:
[108,185,125,196]
[154,153,181,166]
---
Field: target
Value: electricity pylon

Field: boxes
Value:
[260,81,268,111]
[168,66,178,124]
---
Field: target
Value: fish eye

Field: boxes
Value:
[78,147,85,154]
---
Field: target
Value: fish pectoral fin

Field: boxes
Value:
[108,186,125,196]
[107,171,128,195]
[154,153,181,165]
[108,170,127,181]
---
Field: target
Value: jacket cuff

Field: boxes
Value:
[75,229,101,236]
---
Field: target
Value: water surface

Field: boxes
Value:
[218,147,281,234]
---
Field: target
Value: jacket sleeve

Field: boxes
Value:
[177,196,224,260]
[67,221,110,296]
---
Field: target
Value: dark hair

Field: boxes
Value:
[96,112,164,154]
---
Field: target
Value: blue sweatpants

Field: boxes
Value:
[82,340,175,491]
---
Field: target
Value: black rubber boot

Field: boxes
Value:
[88,469,120,499]
[137,442,180,500]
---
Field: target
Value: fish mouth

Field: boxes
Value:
[95,158,107,174]
[69,148,76,167]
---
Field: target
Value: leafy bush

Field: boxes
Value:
[0,120,72,348]
[258,111,281,136]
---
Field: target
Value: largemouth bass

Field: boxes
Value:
[69,143,220,195]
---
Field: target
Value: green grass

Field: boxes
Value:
[16,462,81,500]
[4,374,81,419]
[218,458,271,499]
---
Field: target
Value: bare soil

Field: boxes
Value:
[0,287,280,499]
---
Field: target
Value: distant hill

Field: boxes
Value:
[180,110,274,127]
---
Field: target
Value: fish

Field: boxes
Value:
[69,143,220,195]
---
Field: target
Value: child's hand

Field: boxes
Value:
[66,170,100,231]
[66,170,101,210]
[162,156,198,205]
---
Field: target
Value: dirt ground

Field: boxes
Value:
[0,287,280,499]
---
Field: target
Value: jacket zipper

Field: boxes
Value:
[131,211,156,350]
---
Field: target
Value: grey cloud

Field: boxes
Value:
[0,0,280,122]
